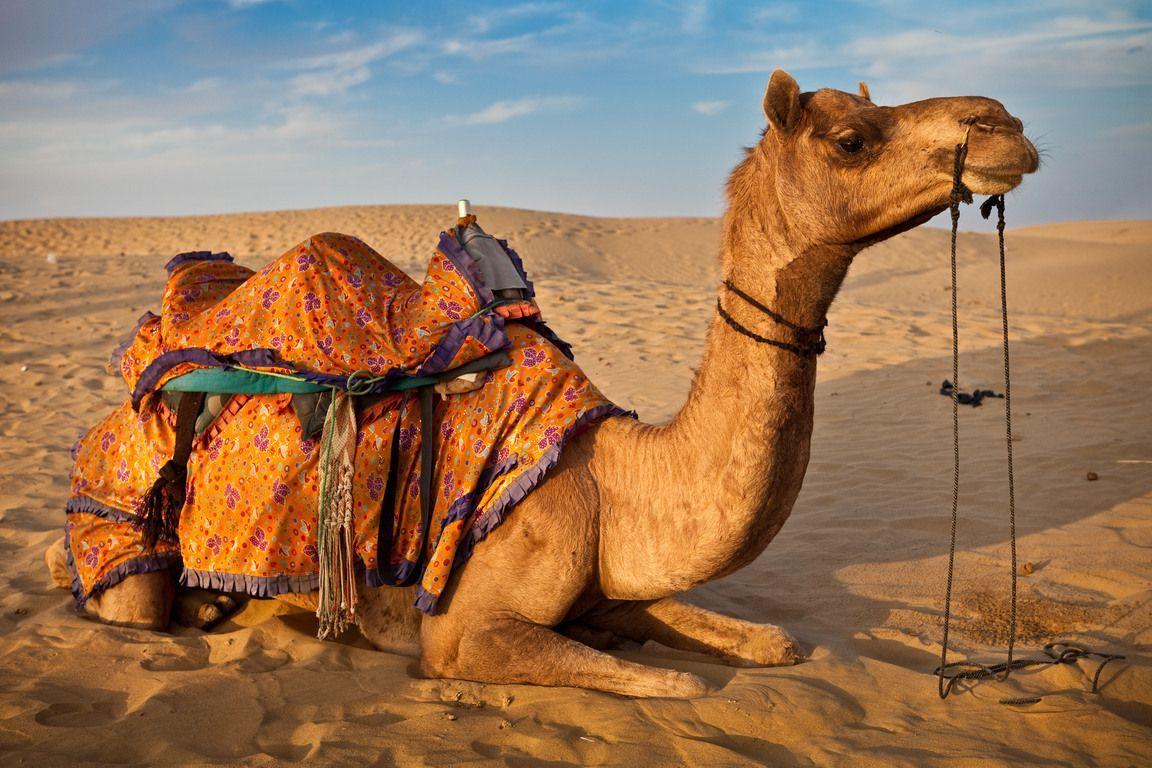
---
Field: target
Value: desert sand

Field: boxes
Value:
[0,206,1149,766]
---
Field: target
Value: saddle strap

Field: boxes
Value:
[373,385,438,588]
[135,391,206,548]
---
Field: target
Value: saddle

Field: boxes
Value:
[145,348,511,635]
[63,226,626,635]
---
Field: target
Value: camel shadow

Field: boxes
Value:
[686,331,1152,687]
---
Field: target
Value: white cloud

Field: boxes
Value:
[229,0,280,8]
[433,71,461,85]
[845,16,1151,62]
[185,77,222,93]
[458,96,580,125]
[442,32,541,60]
[692,99,728,115]
[437,9,611,66]
[468,3,568,35]
[287,33,423,96]
[700,14,1152,87]
[290,67,373,97]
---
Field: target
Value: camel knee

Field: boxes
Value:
[417,614,512,679]
[417,620,465,679]
[355,587,421,655]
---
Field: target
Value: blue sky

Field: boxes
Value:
[1,0,1149,228]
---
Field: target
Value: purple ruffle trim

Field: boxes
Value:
[66,494,138,523]
[165,251,234,274]
[496,238,536,299]
[108,311,159,376]
[64,403,629,611]
[413,315,510,378]
[64,518,181,608]
[437,231,496,307]
[181,568,320,597]
[364,558,418,589]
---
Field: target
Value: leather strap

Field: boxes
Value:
[136,390,205,547]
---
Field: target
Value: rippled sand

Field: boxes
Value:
[1,207,1148,766]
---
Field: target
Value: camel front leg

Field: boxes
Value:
[421,615,711,698]
[584,597,801,667]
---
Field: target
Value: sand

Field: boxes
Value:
[0,206,1148,766]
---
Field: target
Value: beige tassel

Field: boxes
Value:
[316,390,359,639]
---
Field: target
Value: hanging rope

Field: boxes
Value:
[933,125,1125,700]
[937,125,972,700]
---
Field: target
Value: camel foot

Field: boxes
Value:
[727,623,801,667]
[83,570,176,631]
[174,590,243,630]
[585,597,803,668]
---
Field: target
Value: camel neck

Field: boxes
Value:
[653,217,853,577]
[591,173,861,597]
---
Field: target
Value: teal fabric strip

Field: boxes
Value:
[162,367,440,394]
[161,368,327,394]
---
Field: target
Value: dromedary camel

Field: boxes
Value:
[47,70,1038,697]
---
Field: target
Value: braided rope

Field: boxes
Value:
[716,281,827,357]
[934,132,1123,700]
[987,194,1018,677]
[938,132,968,699]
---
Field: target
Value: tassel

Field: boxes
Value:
[137,460,186,548]
[134,391,204,549]
[316,390,360,639]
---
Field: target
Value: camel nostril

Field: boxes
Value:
[968,114,1023,134]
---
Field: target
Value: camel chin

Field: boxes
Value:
[965,170,1027,196]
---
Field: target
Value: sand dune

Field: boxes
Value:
[0,207,1148,766]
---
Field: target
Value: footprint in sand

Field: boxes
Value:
[34,697,125,728]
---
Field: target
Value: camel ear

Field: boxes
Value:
[763,69,801,134]
[858,81,871,101]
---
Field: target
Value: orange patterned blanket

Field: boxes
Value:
[65,231,627,615]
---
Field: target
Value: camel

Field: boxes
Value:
[46,70,1039,698]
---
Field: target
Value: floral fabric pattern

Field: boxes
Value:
[66,231,628,613]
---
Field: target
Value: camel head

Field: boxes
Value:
[741,69,1040,251]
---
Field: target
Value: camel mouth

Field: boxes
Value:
[963,167,1028,195]
[963,131,1040,193]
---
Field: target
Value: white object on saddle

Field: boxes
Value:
[454,198,528,295]
[434,370,483,396]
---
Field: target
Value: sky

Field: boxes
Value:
[1,0,1149,229]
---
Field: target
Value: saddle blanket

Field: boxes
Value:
[64,230,628,613]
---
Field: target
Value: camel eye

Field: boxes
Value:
[837,135,865,154]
